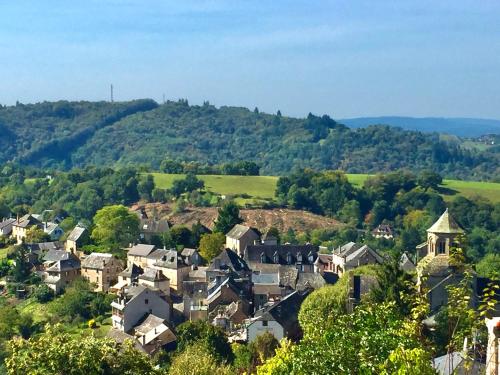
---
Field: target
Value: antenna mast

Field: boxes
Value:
[110,84,114,102]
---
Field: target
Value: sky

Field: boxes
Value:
[1,0,500,119]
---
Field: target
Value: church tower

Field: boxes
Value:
[425,208,464,258]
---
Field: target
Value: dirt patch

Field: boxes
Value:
[131,203,345,233]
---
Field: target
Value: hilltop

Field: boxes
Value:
[0,99,498,180]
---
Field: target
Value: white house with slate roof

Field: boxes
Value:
[226,224,260,257]
[111,284,171,332]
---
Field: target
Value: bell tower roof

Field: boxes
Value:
[427,209,464,234]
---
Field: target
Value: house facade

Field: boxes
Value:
[81,252,123,292]
[225,224,260,257]
[111,284,171,333]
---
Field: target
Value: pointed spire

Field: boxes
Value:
[427,208,464,234]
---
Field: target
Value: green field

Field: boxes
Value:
[150,173,500,204]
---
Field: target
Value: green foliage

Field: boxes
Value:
[25,226,51,243]
[5,324,159,375]
[9,245,30,282]
[476,253,500,278]
[198,232,225,262]
[261,302,432,374]
[91,205,140,251]
[417,170,443,191]
[175,320,233,364]
[298,265,380,336]
[213,200,243,234]
[49,278,112,321]
[32,284,54,303]
[168,343,232,375]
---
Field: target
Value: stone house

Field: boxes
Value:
[331,242,384,276]
[111,284,171,333]
[12,214,42,244]
[225,224,260,257]
[243,244,319,273]
[81,252,123,292]
[371,224,394,239]
[207,278,252,324]
[65,225,88,254]
[138,267,170,295]
[42,249,81,294]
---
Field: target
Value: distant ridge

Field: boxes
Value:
[339,116,500,137]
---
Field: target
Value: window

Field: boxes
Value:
[145,299,149,305]
[262,320,268,327]
[438,242,446,254]
[260,253,266,263]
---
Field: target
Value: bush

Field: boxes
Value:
[32,284,54,303]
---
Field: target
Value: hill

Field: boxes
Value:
[0,100,498,180]
[340,116,500,137]
[131,202,344,234]
[151,173,500,203]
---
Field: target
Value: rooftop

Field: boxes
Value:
[427,209,465,234]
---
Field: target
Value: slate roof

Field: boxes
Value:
[134,314,166,335]
[344,245,384,266]
[427,209,464,234]
[226,224,258,240]
[13,214,41,228]
[27,242,64,254]
[107,328,145,352]
[140,218,169,234]
[208,249,250,273]
[181,248,197,257]
[127,244,156,257]
[81,253,115,270]
[295,273,328,291]
[399,252,416,272]
[315,254,333,265]
[119,263,144,278]
[333,242,362,257]
[46,256,80,272]
[372,224,394,236]
[153,249,184,269]
[0,218,15,230]
[67,226,87,242]
[139,267,169,282]
[419,254,453,277]
[43,249,72,262]
[254,290,310,339]
[432,352,484,375]
[252,273,280,284]
[244,244,318,265]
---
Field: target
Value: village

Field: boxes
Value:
[0,206,499,374]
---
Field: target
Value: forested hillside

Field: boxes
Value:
[0,100,498,180]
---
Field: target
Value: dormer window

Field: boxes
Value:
[286,253,292,264]
[308,251,314,263]
[273,252,279,264]
[260,252,266,263]
[297,253,303,262]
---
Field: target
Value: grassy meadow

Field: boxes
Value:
[150,172,500,204]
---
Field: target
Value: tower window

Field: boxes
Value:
[437,242,446,254]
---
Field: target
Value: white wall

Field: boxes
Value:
[247,319,284,342]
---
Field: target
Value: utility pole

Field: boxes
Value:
[110,84,114,102]
[162,93,165,104]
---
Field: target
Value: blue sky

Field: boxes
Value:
[1,0,499,119]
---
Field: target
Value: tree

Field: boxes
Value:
[137,174,155,201]
[10,245,30,282]
[5,324,159,375]
[213,201,242,234]
[170,226,193,248]
[32,284,54,303]
[176,320,233,363]
[417,170,442,191]
[199,232,225,262]
[169,343,232,375]
[91,205,140,251]
[25,226,50,243]
[476,253,500,278]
